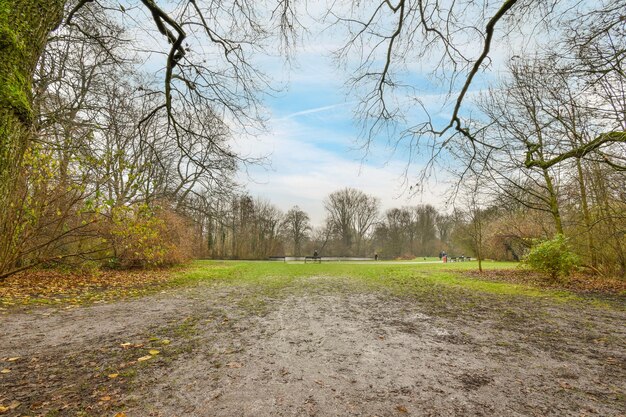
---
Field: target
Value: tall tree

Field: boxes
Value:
[0,1,66,276]
[353,192,381,256]
[282,206,311,256]
[324,188,379,256]
[413,205,438,255]
[374,207,412,258]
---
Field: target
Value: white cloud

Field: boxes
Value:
[232,116,447,227]
[278,101,356,120]
[225,5,460,225]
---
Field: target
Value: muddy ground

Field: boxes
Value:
[1,276,625,416]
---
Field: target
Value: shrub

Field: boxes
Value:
[108,203,193,268]
[156,207,194,265]
[522,234,580,281]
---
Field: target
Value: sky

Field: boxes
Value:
[122,3,446,226]
[232,60,450,226]
[229,17,455,226]
[123,1,532,227]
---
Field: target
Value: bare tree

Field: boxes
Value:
[374,207,412,258]
[353,192,381,255]
[455,176,494,272]
[470,60,567,235]
[413,204,438,255]
[282,206,311,256]
[324,188,380,256]
[330,0,624,184]
[324,188,359,252]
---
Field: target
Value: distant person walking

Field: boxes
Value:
[374,252,378,261]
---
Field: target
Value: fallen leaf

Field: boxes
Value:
[226,362,243,368]
[0,369,11,374]
[7,357,20,362]
[137,355,152,362]
[120,342,132,348]
[108,373,119,379]
[148,349,160,355]
[0,405,8,414]
[100,395,111,401]
[113,413,127,417]
[396,405,408,413]
[161,339,171,345]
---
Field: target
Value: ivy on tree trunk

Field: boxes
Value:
[0,0,65,275]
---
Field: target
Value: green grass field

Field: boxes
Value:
[4,259,622,311]
[173,259,587,306]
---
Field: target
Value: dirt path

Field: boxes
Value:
[1,277,625,416]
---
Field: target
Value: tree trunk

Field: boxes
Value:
[473,212,483,273]
[0,0,65,275]
[542,168,564,235]
[575,158,596,267]
[592,166,626,277]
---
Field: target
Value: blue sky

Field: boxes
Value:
[232,44,453,226]
[123,0,520,226]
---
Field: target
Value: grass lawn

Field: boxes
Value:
[174,259,603,308]
[2,259,624,313]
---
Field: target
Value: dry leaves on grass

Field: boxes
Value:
[0,401,20,414]
[0,269,177,308]
[463,269,626,295]
[1,330,174,416]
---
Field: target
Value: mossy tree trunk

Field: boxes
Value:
[0,0,65,275]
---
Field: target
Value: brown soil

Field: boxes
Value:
[1,277,624,417]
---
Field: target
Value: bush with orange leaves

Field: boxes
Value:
[108,203,193,268]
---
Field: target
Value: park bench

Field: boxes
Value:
[268,256,286,262]
[304,256,321,264]
[449,256,471,262]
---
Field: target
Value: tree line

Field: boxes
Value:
[198,189,453,260]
